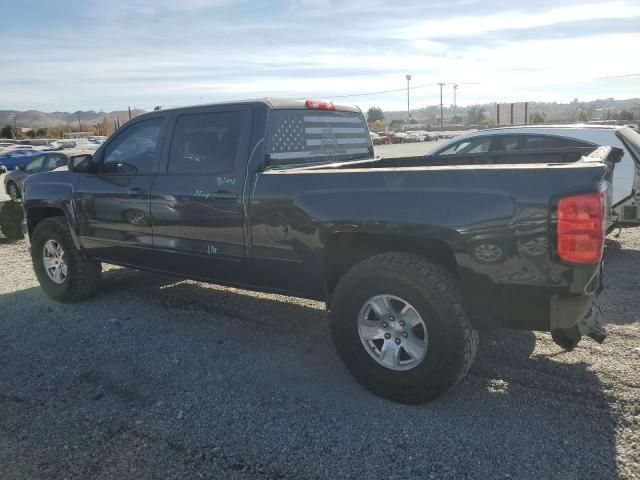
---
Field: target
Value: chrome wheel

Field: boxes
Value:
[358,294,428,371]
[42,239,68,284]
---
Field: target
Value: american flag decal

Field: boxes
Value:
[268,111,371,162]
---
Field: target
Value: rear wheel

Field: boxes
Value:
[7,182,20,201]
[330,252,478,404]
[31,217,100,302]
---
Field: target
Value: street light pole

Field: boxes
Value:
[406,74,412,124]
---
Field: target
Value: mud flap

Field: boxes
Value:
[551,304,607,351]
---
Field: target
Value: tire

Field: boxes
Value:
[31,216,100,302]
[330,252,478,404]
[0,201,24,239]
[7,182,20,201]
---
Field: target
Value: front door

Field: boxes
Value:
[150,107,251,284]
[75,116,165,266]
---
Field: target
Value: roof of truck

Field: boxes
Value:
[151,98,362,114]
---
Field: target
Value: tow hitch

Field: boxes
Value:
[551,304,607,351]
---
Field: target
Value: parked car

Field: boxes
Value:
[23,98,615,404]
[0,149,41,171]
[390,132,407,144]
[428,125,640,226]
[405,132,424,143]
[370,132,384,146]
[4,152,69,200]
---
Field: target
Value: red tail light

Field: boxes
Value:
[557,191,604,264]
[305,99,335,110]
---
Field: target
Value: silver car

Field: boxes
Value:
[427,125,640,226]
[3,152,69,201]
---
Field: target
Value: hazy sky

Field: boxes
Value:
[1,0,639,112]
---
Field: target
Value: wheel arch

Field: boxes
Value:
[325,232,459,296]
[26,205,82,250]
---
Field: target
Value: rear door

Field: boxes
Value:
[75,116,166,266]
[150,105,252,283]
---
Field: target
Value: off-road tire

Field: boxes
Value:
[31,216,100,302]
[330,252,478,404]
[7,182,21,201]
[0,201,24,239]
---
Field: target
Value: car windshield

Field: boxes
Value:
[266,110,372,167]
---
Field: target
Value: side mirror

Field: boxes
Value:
[68,154,94,173]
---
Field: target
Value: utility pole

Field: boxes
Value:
[10,114,17,138]
[128,106,132,121]
[77,112,81,131]
[405,74,412,124]
[453,84,458,124]
[438,83,445,129]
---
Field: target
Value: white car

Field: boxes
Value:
[427,125,640,226]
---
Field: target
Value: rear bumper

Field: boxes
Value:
[463,261,606,349]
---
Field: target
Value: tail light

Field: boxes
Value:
[305,99,336,110]
[557,191,604,264]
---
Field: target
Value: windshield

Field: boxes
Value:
[266,109,372,167]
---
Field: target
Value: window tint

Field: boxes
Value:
[438,137,491,155]
[168,111,241,174]
[266,110,371,166]
[103,119,162,174]
[489,135,520,152]
[24,155,45,172]
[44,154,66,170]
[521,136,558,149]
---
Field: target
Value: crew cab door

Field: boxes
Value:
[74,116,166,266]
[150,106,252,283]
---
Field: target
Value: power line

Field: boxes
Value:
[597,73,640,79]
[318,82,480,99]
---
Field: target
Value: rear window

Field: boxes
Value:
[266,110,372,167]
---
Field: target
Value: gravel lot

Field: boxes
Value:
[0,153,639,479]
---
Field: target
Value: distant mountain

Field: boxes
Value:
[0,109,147,129]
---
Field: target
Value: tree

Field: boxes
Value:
[620,110,635,122]
[530,112,546,124]
[578,111,589,122]
[1,124,14,138]
[388,119,405,131]
[369,119,385,132]
[25,129,36,139]
[36,127,49,138]
[366,106,384,123]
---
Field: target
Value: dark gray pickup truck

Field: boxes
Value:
[22,99,617,403]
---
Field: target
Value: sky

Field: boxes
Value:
[1,0,639,113]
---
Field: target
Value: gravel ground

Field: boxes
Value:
[0,213,639,479]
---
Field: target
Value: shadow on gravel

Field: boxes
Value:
[0,268,621,478]
[601,232,640,326]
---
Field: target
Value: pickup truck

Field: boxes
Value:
[22,99,616,404]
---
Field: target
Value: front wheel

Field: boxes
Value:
[31,217,100,302]
[330,252,478,404]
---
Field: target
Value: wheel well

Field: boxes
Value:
[27,207,65,236]
[325,232,459,294]
[5,180,16,194]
